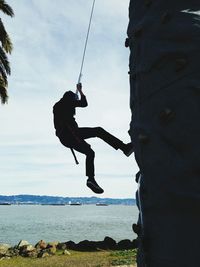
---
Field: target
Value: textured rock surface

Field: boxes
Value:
[17,240,30,248]
[0,244,11,257]
[0,238,135,260]
[35,240,47,250]
[128,1,200,266]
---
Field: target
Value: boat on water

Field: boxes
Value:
[96,203,108,206]
[69,202,82,206]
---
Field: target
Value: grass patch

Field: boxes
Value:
[0,249,137,267]
[110,250,137,266]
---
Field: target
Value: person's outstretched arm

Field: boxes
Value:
[75,83,88,107]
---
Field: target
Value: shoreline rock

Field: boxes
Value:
[0,237,137,259]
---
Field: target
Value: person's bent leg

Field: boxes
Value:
[79,127,134,156]
[79,127,123,149]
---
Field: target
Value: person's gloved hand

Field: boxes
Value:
[76,83,84,95]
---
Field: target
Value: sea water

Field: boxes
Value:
[0,205,138,245]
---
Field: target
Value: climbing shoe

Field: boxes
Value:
[87,178,104,194]
[123,142,134,157]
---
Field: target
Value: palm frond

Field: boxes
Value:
[0,1,14,104]
[0,18,13,53]
[2,32,12,54]
[0,46,10,74]
[0,0,14,17]
[0,76,8,104]
[0,62,8,86]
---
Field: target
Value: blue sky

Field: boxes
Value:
[0,0,139,198]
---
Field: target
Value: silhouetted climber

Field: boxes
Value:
[53,83,134,194]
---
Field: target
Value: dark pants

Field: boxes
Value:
[60,127,124,177]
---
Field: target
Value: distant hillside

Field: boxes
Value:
[0,195,136,205]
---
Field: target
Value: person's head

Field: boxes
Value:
[63,90,75,99]
[62,91,78,102]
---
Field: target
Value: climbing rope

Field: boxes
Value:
[71,0,96,165]
[76,0,96,94]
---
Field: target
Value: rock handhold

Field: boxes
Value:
[159,108,175,124]
[125,38,130,48]
[175,58,188,72]
[161,11,172,24]
[132,223,141,235]
[144,0,152,7]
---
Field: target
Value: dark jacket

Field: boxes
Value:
[53,91,88,139]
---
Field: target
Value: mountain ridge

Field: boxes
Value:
[0,194,136,205]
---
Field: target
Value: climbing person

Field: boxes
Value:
[53,83,134,194]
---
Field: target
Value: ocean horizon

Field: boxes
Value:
[0,194,136,205]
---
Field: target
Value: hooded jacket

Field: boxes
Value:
[53,91,88,138]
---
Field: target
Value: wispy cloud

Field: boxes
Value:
[0,0,138,198]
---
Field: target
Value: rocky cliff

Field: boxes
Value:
[127,1,200,266]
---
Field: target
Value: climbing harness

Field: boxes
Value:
[76,0,96,94]
[71,0,96,164]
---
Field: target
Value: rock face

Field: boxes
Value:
[127,1,200,266]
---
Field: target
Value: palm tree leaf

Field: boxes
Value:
[0,46,10,74]
[0,63,8,86]
[0,0,14,17]
[0,76,8,103]
[3,33,13,54]
[0,0,13,104]
[0,18,13,53]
